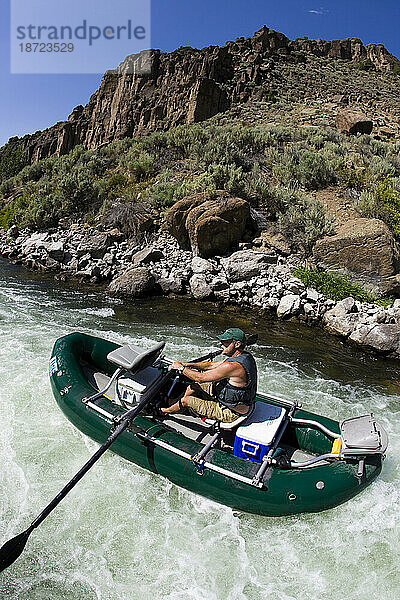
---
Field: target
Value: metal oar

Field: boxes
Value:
[0,370,171,573]
[0,333,259,572]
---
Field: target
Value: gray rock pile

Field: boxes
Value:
[2,225,400,358]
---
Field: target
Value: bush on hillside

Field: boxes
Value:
[277,194,334,254]
[0,146,28,182]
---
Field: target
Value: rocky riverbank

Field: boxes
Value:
[2,225,400,359]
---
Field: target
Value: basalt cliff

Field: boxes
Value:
[3,26,400,162]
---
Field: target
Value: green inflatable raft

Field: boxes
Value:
[49,332,388,517]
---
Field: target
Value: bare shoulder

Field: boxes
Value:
[212,360,244,376]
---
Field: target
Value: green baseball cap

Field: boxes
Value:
[217,328,246,343]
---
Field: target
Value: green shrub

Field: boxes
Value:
[291,267,375,302]
[337,166,367,189]
[122,148,155,181]
[374,177,400,239]
[368,156,396,181]
[277,195,334,254]
[0,203,16,229]
[0,146,28,182]
[96,172,129,200]
[354,190,384,220]
[0,179,15,198]
[357,59,375,71]
[272,148,336,190]
[55,171,99,215]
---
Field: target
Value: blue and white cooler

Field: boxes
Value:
[234,402,286,463]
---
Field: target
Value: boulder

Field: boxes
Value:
[313,219,399,283]
[165,194,205,249]
[277,294,301,318]
[77,230,111,259]
[166,191,251,258]
[47,241,64,262]
[326,297,357,317]
[191,256,214,274]
[131,247,164,267]
[322,312,360,337]
[187,197,250,258]
[159,277,185,295]
[20,232,50,254]
[349,323,400,354]
[221,250,277,282]
[252,229,291,255]
[108,267,156,298]
[322,298,360,336]
[336,108,373,135]
[189,274,213,300]
[306,288,320,303]
[7,225,19,239]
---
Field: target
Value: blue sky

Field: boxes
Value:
[1,0,400,147]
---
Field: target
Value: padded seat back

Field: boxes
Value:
[107,342,165,373]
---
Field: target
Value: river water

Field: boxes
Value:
[0,259,399,600]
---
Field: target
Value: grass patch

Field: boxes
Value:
[291,266,384,304]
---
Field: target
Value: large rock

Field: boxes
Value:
[322,297,360,337]
[349,323,400,354]
[313,219,399,285]
[20,232,50,254]
[77,230,111,259]
[277,294,301,318]
[47,241,64,262]
[221,249,277,282]
[335,108,373,135]
[189,274,213,300]
[166,192,251,258]
[131,247,164,267]
[186,78,230,123]
[323,312,360,337]
[191,256,215,274]
[108,267,156,298]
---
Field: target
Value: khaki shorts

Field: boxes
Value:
[185,382,240,423]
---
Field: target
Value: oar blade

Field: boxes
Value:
[0,529,31,573]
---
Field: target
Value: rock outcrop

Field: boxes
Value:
[335,108,373,135]
[2,27,399,164]
[165,192,251,258]
[313,218,400,293]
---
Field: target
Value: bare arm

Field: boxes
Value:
[181,360,225,371]
[181,361,243,384]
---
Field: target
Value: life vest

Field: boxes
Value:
[216,351,257,410]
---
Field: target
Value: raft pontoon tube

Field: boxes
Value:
[50,333,388,516]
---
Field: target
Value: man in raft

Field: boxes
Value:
[161,328,257,423]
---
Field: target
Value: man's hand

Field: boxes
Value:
[171,361,184,370]
[170,361,183,371]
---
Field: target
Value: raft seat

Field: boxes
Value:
[107,342,165,373]
[204,404,255,430]
[84,342,165,405]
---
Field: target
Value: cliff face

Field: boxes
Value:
[3,26,400,163]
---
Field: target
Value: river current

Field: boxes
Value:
[0,259,399,600]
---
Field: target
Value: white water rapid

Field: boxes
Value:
[0,261,399,600]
